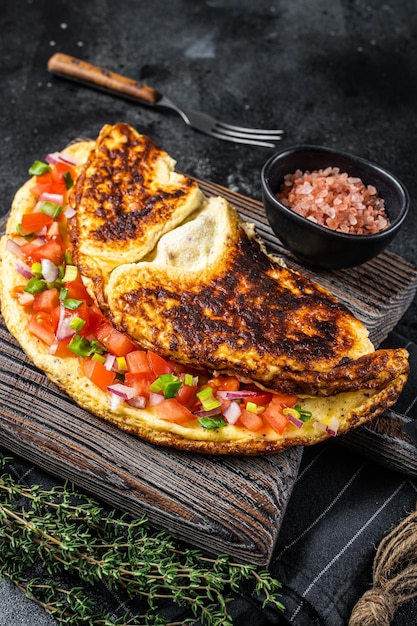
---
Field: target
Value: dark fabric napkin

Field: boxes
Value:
[1,332,417,626]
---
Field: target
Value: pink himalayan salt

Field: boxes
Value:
[277,167,390,235]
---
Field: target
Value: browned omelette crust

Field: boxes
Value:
[68,122,203,302]
[107,222,410,396]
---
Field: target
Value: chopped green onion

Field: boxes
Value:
[58,265,65,280]
[196,387,221,412]
[116,356,127,371]
[69,316,85,331]
[63,171,74,189]
[184,373,197,386]
[90,339,107,355]
[68,334,94,357]
[30,262,43,277]
[63,298,83,310]
[198,416,227,430]
[246,401,264,414]
[64,251,73,265]
[91,353,106,364]
[68,335,107,357]
[28,160,51,176]
[39,201,63,219]
[294,404,313,422]
[24,277,47,294]
[59,287,68,301]
[150,373,183,399]
[62,264,78,282]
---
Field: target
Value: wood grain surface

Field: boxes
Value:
[1,179,416,565]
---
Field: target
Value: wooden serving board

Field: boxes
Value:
[0,179,416,566]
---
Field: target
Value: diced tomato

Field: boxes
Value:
[124,372,154,399]
[47,220,61,239]
[246,392,273,407]
[36,171,54,185]
[33,288,60,313]
[263,394,297,434]
[20,212,54,235]
[31,182,60,199]
[28,312,56,346]
[176,383,198,407]
[82,358,116,392]
[238,408,264,432]
[263,409,288,434]
[94,322,136,357]
[22,239,64,265]
[126,350,152,375]
[51,161,76,185]
[147,351,174,376]
[64,280,93,304]
[49,338,74,357]
[156,398,194,423]
[269,393,298,408]
[83,304,104,335]
[207,376,240,392]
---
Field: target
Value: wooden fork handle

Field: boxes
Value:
[47,53,161,105]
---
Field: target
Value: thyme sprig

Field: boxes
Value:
[0,455,284,625]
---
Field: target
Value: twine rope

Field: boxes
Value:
[349,506,417,626]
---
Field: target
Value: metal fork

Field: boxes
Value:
[48,53,283,148]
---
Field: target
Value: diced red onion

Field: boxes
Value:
[223,401,241,425]
[326,417,340,437]
[107,383,138,400]
[104,354,116,371]
[149,392,164,406]
[109,393,123,410]
[55,305,76,341]
[17,292,35,306]
[64,206,76,219]
[216,390,258,401]
[127,395,147,409]
[286,413,304,429]
[31,237,46,247]
[41,258,59,283]
[194,407,222,418]
[312,420,327,432]
[39,192,65,206]
[6,238,24,258]
[15,260,33,279]
[45,151,77,166]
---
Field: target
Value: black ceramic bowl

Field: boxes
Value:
[261,145,409,269]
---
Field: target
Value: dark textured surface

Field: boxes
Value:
[1,1,417,624]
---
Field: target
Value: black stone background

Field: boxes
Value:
[1,1,417,625]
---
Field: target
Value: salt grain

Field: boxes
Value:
[277,167,390,235]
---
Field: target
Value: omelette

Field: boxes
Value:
[0,122,410,454]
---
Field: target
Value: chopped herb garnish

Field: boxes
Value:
[63,170,74,189]
[69,316,85,331]
[294,404,313,422]
[30,262,43,277]
[63,298,83,310]
[39,201,63,219]
[150,373,183,399]
[28,160,51,176]
[68,334,94,357]
[59,287,69,301]
[68,335,107,357]
[198,416,227,430]
[24,277,47,294]
[62,265,78,282]
[196,386,221,412]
